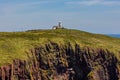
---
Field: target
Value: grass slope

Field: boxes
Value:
[0,29,120,66]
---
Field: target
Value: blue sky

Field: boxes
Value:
[0,0,120,34]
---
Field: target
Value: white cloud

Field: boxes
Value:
[0,1,55,15]
[66,0,120,6]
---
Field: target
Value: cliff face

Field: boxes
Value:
[0,42,120,80]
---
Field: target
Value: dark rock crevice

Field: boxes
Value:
[0,42,119,80]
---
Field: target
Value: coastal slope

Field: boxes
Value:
[0,29,119,80]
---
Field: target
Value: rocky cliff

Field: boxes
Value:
[0,42,120,80]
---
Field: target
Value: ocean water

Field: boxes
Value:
[107,34,120,38]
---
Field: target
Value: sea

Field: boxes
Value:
[107,34,120,38]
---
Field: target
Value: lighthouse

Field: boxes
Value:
[58,21,62,28]
[52,22,64,30]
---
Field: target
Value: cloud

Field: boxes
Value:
[15,1,53,7]
[0,1,55,15]
[66,0,120,6]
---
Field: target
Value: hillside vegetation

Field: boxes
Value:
[0,29,120,66]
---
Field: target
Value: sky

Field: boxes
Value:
[0,0,120,34]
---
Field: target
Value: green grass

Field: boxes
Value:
[0,29,120,66]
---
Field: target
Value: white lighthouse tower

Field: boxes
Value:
[58,21,62,28]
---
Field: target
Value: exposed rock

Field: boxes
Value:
[0,42,119,80]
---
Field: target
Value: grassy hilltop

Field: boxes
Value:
[0,29,120,66]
